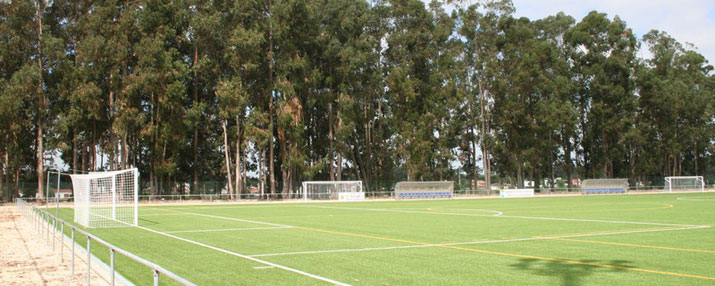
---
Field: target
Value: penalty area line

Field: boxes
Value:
[164,226,292,234]
[250,225,709,258]
[135,225,351,286]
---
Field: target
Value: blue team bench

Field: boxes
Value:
[582,188,627,194]
[398,192,452,198]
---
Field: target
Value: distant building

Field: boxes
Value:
[58,189,73,199]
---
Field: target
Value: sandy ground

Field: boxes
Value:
[0,206,112,286]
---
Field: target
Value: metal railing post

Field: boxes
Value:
[71,227,75,275]
[52,218,56,250]
[46,214,50,244]
[60,223,64,262]
[87,236,91,286]
[110,249,115,286]
[153,269,160,286]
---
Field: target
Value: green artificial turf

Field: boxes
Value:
[52,192,715,285]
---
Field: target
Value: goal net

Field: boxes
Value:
[665,176,704,192]
[302,181,364,201]
[70,168,139,228]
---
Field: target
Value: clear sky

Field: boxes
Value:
[510,0,715,62]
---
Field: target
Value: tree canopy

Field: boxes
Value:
[0,0,713,200]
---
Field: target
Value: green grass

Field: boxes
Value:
[55,192,715,285]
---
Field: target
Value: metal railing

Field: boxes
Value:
[15,198,196,286]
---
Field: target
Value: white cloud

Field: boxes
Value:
[511,0,715,63]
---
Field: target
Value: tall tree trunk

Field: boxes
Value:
[192,41,200,194]
[479,84,490,191]
[267,0,276,197]
[15,166,20,200]
[329,103,335,181]
[81,143,87,172]
[109,73,116,170]
[517,162,523,188]
[242,145,247,193]
[35,0,45,200]
[235,115,241,200]
[337,153,342,181]
[121,133,128,169]
[565,136,573,189]
[72,134,78,174]
[92,120,97,171]
[0,151,4,202]
[260,148,266,197]
[471,126,478,189]
[694,146,698,175]
[222,120,234,198]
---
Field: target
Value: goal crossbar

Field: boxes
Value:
[665,176,704,192]
[301,181,363,201]
[71,168,139,228]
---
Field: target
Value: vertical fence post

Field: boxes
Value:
[46,214,50,244]
[52,218,56,251]
[87,236,91,286]
[153,269,160,286]
[71,227,75,275]
[110,249,115,286]
[60,222,64,262]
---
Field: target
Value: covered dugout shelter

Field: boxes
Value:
[581,179,628,195]
[395,181,454,199]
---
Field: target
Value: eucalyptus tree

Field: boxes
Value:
[638,30,714,177]
[567,11,638,178]
[457,0,514,189]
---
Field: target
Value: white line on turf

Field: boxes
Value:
[676,197,715,201]
[249,225,710,258]
[164,226,292,234]
[302,205,708,228]
[299,205,505,218]
[135,225,351,286]
[254,266,275,269]
[146,207,294,228]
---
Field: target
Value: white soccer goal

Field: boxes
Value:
[302,181,364,201]
[665,176,704,192]
[70,168,139,228]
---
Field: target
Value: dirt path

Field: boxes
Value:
[0,206,111,286]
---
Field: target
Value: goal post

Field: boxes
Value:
[301,181,364,201]
[665,176,704,192]
[70,168,139,228]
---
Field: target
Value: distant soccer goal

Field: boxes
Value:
[70,168,139,228]
[395,181,454,199]
[302,181,364,201]
[665,176,704,192]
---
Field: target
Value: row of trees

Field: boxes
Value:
[1,0,713,200]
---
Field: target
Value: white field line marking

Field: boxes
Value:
[301,205,505,218]
[302,205,708,228]
[427,208,503,216]
[249,225,710,258]
[254,266,275,269]
[676,197,715,201]
[147,207,294,228]
[164,226,292,234]
[141,213,187,217]
[135,225,351,286]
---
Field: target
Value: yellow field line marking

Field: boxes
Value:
[531,226,683,238]
[438,245,715,280]
[515,204,673,214]
[295,226,715,281]
[548,238,715,253]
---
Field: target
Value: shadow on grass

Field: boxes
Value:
[138,217,159,226]
[511,258,632,286]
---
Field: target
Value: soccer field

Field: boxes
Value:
[57,193,715,285]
